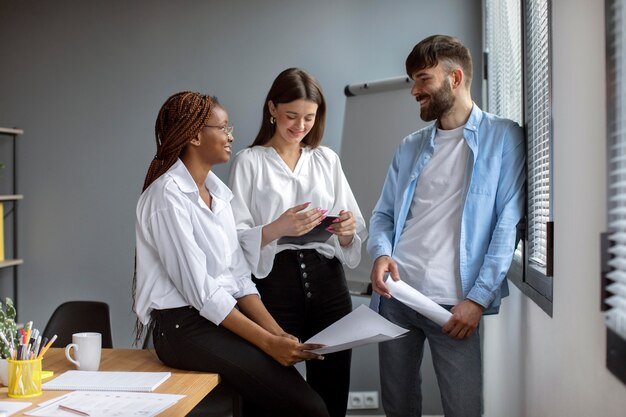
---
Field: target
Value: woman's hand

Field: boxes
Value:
[327,210,356,247]
[261,202,326,246]
[263,334,325,366]
[221,304,324,367]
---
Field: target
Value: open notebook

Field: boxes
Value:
[42,371,171,392]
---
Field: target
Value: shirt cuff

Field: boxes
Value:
[199,286,238,325]
[466,286,494,309]
[334,234,363,269]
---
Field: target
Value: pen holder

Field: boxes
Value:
[7,358,42,398]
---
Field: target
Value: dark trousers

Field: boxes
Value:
[151,306,329,417]
[253,249,352,417]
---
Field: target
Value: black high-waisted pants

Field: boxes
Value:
[253,249,353,417]
[151,305,329,417]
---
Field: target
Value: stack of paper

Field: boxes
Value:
[42,371,171,392]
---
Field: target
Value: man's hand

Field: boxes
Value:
[370,256,401,298]
[442,299,484,340]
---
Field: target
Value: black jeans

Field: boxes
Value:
[253,249,352,417]
[151,306,329,417]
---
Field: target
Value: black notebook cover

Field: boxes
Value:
[277,216,338,245]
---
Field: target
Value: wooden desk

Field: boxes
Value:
[0,348,219,416]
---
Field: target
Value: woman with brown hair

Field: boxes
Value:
[133,91,330,417]
[229,69,367,417]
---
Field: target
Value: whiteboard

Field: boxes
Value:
[339,85,430,285]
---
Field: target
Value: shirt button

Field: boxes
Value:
[302,272,308,278]
[300,263,306,269]
[304,282,310,289]
[175,324,179,329]
[306,292,312,298]
[299,253,304,259]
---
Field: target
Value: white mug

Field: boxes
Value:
[65,332,102,371]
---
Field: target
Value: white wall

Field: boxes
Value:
[483,1,626,416]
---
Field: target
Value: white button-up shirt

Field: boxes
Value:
[228,145,368,278]
[135,159,258,326]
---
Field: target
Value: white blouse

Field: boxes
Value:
[135,159,258,326]
[228,145,367,278]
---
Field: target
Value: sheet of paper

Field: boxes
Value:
[0,401,32,416]
[386,278,453,326]
[26,391,184,417]
[305,304,408,354]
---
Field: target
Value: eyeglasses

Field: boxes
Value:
[204,124,234,139]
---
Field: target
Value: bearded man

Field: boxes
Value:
[368,34,526,417]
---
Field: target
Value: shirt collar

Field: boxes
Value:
[167,159,233,202]
[462,103,483,152]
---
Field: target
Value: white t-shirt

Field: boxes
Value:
[393,125,469,305]
[134,159,258,326]
[228,145,368,278]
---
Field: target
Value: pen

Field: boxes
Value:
[24,321,33,345]
[58,404,90,416]
[37,334,57,359]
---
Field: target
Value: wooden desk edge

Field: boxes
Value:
[1,348,220,417]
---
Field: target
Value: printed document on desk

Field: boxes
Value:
[305,304,408,354]
[0,401,32,416]
[25,391,184,417]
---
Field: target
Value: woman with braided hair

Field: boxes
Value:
[133,91,330,417]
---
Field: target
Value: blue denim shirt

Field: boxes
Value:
[368,104,525,314]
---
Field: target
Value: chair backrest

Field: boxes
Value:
[42,301,113,348]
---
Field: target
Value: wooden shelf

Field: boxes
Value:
[0,125,22,314]
[0,195,24,201]
[0,259,24,269]
[0,127,24,135]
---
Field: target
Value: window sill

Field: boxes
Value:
[507,260,553,316]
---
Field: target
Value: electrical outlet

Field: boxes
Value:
[362,391,379,409]
[347,391,379,410]
[348,392,364,409]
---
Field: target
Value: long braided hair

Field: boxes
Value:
[133,91,217,345]
[143,91,218,191]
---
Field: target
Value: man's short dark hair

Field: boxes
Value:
[406,35,473,87]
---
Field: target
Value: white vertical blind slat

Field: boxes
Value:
[525,0,551,268]
[607,0,626,340]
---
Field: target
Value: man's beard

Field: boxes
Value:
[418,78,455,122]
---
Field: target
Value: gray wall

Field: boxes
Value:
[0,1,481,414]
[0,0,481,348]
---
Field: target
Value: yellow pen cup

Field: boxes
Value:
[7,358,42,398]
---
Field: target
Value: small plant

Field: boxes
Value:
[0,298,17,359]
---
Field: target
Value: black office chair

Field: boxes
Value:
[42,301,114,348]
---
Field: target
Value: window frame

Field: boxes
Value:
[485,0,554,316]
[603,0,626,387]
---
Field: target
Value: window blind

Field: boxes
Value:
[485,0,525,260]
[607,0,626,342]
[485,0,523,125]
[525,0,551,268]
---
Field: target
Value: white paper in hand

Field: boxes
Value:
[305,305,408,354]
[386,278,453,326]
